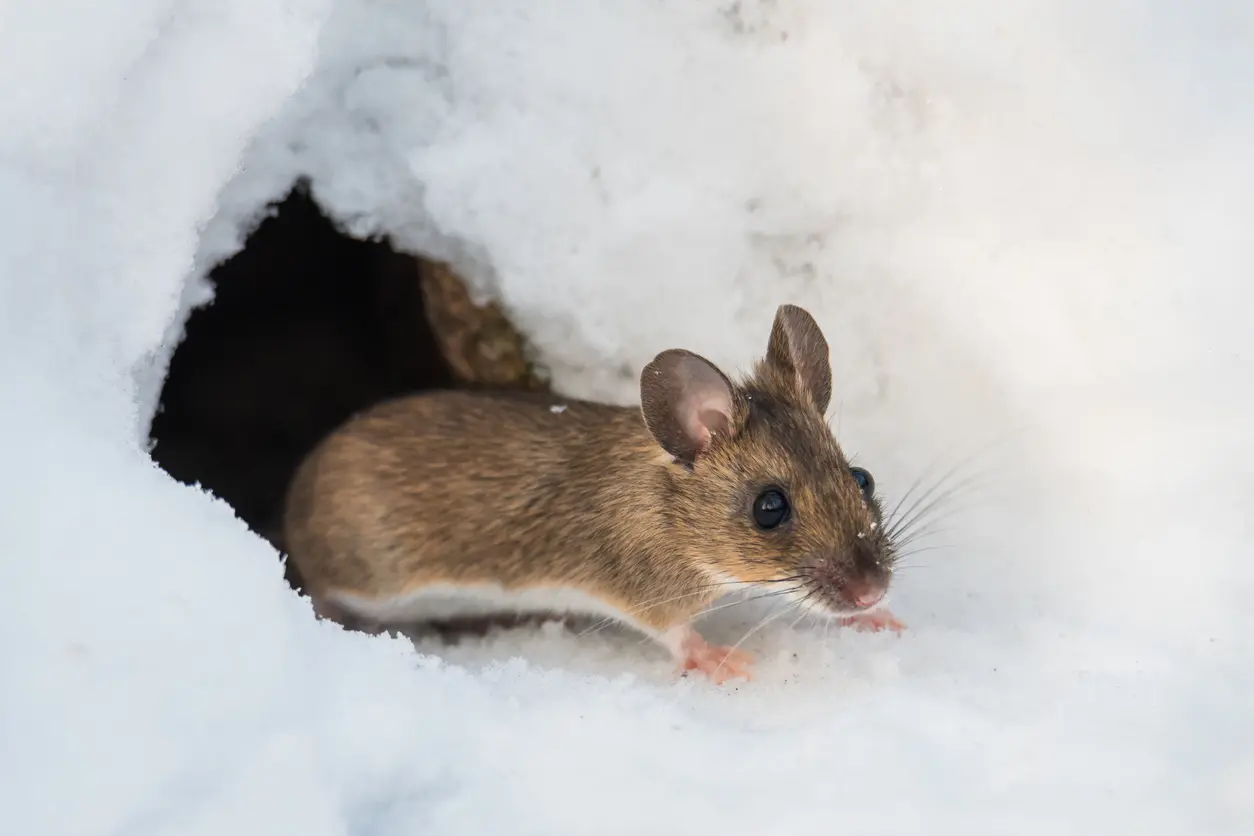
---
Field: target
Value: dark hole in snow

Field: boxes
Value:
[148,183,455,556]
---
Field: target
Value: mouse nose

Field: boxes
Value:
[850,585,885,610]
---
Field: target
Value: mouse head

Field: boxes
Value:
[639,304,895,616]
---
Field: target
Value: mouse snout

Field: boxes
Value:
[802,538,892,615]
[845,537,889,601]
[846,581,886,610]
[841,535,893,608]
[806,567,888,614]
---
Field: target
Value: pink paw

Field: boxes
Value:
[682,643,755,685]
[837,608,906,634]
[664,625,755,685]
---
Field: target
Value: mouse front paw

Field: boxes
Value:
[663,625,754,684]
[681,643,755,685]
[837,609,905,634]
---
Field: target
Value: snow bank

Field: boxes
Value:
[3,1,1252,834]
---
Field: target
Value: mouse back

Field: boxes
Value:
[281,387,692,607]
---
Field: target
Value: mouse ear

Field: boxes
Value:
[765,304,832,414]
[640,349,736,465]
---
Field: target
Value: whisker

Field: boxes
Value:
[686,584,805,623]
[896,514,959,537]
[886,486,952,542]
[896,543,955,558]
[712,594,812,680]
[787,605,811,636]
[893,520,958,551]
[886,466,977,538]
[884,444,1002,537]
[575,579,754,638]
[892,546,954,569]
[884,467,934,532]
[581,576,808,640]
[887,471,986,544]
[881,444,986,528]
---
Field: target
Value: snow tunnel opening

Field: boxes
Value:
[147,183,465,561]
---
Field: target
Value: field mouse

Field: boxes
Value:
[283,304,903,683]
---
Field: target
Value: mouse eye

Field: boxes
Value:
[850,467,875,499]
[752,487,791,530]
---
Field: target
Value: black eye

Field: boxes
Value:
[850,467,875,499]
[752,488,791,530]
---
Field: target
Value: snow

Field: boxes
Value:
[2,1,1253,834]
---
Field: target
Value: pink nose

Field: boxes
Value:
[854,588,885,609]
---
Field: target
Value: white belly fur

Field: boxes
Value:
[329,582,651,635]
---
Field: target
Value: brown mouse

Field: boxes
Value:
[282,304,904,684]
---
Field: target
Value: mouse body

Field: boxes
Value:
[283,305,903,683]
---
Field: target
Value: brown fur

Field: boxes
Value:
[282,304,894,640]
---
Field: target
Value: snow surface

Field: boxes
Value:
[4,1,1254,834]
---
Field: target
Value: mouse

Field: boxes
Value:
[282,304,904,684]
